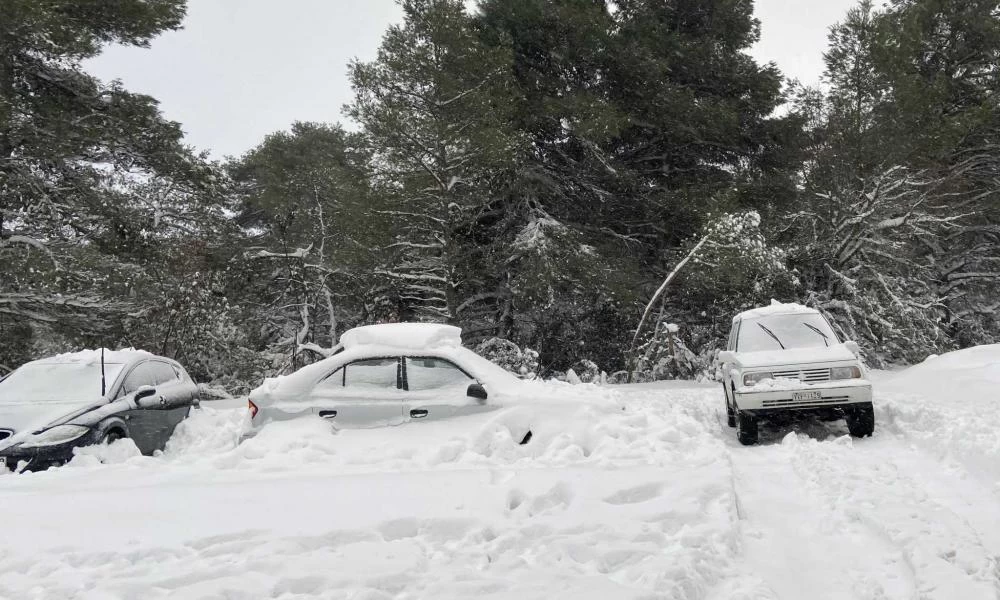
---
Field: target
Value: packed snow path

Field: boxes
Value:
[1,348,999,599]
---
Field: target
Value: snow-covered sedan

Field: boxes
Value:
[0,350,200,471]
[248,323,521,431]
[718,302,873,445]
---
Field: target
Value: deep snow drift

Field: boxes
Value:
[1,348,999,599]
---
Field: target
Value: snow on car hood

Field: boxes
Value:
[0,399,100,449]
[733,344,859,369]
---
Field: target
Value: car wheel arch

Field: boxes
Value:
[92,417,129,443]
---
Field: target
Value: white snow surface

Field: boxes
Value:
[734,299,818,321]
[2,348,1000,598]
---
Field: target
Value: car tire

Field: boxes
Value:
[725,386,736,428]
[846,403,875,438]
[736,409,758,446]
[102,429,125,445]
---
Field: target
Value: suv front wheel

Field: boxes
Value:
[724,385,736,428]
[736,408,758,445]
[846,403,875,438]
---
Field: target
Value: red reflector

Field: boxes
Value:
[248,399,259,419]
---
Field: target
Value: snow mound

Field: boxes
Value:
[341,323,462,350]
[68,437,144,468]
[734,299,818,321]
[877,344,1000,490]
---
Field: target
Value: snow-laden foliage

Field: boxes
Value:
[473,338,539,380]
[2,0,998,387]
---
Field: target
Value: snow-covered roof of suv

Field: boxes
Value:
[733,300,818,322]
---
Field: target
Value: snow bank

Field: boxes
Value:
[876,344,1000,493]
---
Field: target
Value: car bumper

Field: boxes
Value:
[0,430,102,472]
[734,382,872,413]
[0,444,78,472]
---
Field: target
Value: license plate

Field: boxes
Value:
[793,391,822,402]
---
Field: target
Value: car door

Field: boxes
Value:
[402,356,486,422]
[118,361,162,454]
[309,357,405,427]
[145,361,193,449]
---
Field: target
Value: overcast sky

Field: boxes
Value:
[86,0,857,159]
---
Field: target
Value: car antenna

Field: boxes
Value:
[101,346,107,397]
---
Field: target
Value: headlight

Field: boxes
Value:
[743,372,773,386]
[831,366,862,380]
[20,425,90,448]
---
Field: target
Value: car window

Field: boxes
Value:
[150,362,178,385]
[344,358,399,389]
[120,362,157,396]
[405,357,471,391]
[316,367,345,389]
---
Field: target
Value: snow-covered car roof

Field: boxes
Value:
[733,300,819,322]
[22,348,160,367]
[340,323,462,350]
[253,323,520,399]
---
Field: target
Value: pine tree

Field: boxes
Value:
[347,0,521,324]
[0,0,214,355]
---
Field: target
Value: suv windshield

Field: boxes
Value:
[737,314,839,352]
[0,362,125,404]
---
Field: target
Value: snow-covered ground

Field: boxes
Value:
[2,347,999,599]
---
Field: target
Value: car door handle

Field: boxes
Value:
[410,409,428,419]
[318,410,337,419]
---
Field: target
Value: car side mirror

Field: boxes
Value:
[718,351,736,364]
[844,341,861,356]
[134,385,164,409]
[467,383,488,401]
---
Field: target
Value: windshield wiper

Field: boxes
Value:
[802,323,830,347]
[757,323,786,349]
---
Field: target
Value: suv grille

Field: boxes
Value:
[771,368,830,383]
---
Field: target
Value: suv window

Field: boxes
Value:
[120,362,157,396]
[343,358,399,389]
[405,357,471,391]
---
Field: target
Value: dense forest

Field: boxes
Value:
[1,0,997,390]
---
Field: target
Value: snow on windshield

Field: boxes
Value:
[737,313,839,352]
[0,362,125,404]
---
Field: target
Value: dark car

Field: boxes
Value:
[0,349,200,471]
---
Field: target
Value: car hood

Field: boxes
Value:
[734,344,859,369]
[0,400,99,449]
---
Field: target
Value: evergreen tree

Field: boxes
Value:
[0,0,214,358]
[228,122,383,371]
[347,0,521,324]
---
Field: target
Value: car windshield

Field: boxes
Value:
[0,362,125,404]
[737,314,839,352]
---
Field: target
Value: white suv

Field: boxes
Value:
[718,302,873,445]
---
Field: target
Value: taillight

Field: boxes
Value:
[248,399,258,419]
